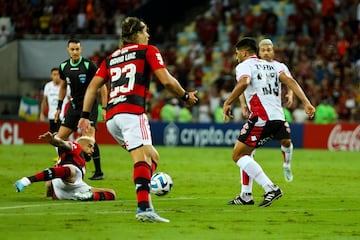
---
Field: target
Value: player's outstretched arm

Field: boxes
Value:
[39,132,72,151]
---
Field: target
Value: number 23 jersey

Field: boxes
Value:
[95,44,166,119]
[235,56,286,124]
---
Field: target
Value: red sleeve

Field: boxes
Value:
[70,142,82,154]
[95,59,109,80]
[146,45,167,71]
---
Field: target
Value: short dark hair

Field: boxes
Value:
[50,67,59,73]
[235,37,257,54]
[67,38,81,46]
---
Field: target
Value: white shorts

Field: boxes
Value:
[106,113,152,151]
[51,165,91,200]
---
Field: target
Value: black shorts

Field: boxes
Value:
[238,117,291,148]
[61,104,98,131]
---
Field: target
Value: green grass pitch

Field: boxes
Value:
[0,145,359,240]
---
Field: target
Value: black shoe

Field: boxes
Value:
[228,193,254,205]
[88,172,104,180]
[258,187,282,207]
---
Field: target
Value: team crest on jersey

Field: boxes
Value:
[78,74,86,83]
[240,123,249,135]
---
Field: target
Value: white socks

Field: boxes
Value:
[20,177,31,186]
[281,143,293,168]
[237,155,274,193]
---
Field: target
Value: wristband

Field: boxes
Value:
[102,106,107,110]
[80,111,90,119]
[181,92,190,101]
[57,100,63,110]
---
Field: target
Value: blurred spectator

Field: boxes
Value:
[43,0,54,15]
[149,97,165,121]
[39,12,51,34]
[286,11,303,40]
[76,9,87,34]
[314,98,338,124]
[160,98,179,122]
[195,12,218,45]
[322,0,338,29]
[283,108,293,123]
[260,8,278,37]
[86,0,96,33]
[242,5,258,35]
[113,10,125,36]
[227,22,240,46]
[93,9,107,34]
[190,64,205,90]
[162,44,178,66]
[50,13,64,34]
[307,12,322,41]
[174,60,191,90]
[197,94,212,123]
[178,105,193,123]
[337,36,350,57]
[213,104,224,123]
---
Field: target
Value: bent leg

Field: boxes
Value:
[90,187,116,201]
[233,141,277,193]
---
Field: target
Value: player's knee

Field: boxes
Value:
[232,152,244,162]
[281,139,292,148]
[232,147,251,162]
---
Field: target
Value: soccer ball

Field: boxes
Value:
[150,172,173,196]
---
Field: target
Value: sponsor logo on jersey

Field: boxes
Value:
[78,74,86,84]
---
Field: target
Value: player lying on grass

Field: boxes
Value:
[14,131,116,201]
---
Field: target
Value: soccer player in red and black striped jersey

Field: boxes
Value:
[14,131,116,201]
[78,17,198,223]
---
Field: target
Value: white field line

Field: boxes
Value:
[0,196,359,216]
[0,197,194,210]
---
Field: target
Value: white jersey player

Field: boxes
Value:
[40,68,71,133]
[236,56,286,125]
[235,39,299,207]
[223,37,315,207]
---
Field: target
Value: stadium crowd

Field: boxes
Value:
[1,0,359,123]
